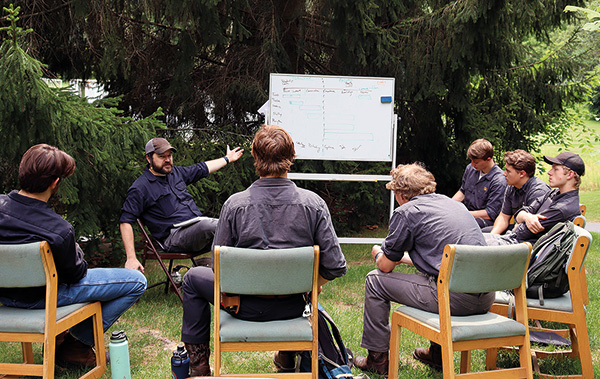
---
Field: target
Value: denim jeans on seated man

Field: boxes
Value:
[0,267,146,346]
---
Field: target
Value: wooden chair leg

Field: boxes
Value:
[459,350,471,373]
[572,323,594,378]
[485,348,498,370]
[21,342,34,363]
[441,345,456,378]
[43,338,56,379]
[388,317,401,379]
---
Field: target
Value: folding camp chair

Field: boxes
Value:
[137,219,210,302]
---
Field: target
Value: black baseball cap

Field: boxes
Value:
[543,152,585,176]
[145,138,176,155]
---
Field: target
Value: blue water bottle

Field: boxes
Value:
[109,330,131,379]
[171,344,190,379]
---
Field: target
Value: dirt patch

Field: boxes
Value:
[138,327,180,351]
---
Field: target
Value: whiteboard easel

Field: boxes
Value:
[268,74,397,244]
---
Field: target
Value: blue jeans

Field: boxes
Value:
[0,268,147,346]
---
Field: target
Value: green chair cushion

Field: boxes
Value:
[219,310,313,343]
[495,290,573,312]
[397,306,526,342]
[0,303,91,333]
[219,246,315,295]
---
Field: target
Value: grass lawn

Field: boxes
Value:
[1,228,598,378]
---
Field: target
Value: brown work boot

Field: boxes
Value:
[354,350,389,375]
[413,342,442,371]
[56,333,96,369]
[186,343,211,376]
[273,351,298,372]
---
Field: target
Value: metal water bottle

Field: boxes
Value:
[171,344,190,379]
[109,330,131,379]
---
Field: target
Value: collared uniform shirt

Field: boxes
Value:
[501,176,550,216]
[504,189,580,245]
[381,193,486,277]
[459,163,506,221]
[213,178,347,281]
[120,164,209,240]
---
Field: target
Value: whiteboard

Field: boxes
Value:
[269,74,395,161]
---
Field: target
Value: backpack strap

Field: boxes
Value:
[318,304,350,367]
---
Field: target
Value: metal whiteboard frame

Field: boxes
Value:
[284,118,398,245]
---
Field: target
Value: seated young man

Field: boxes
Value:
[0,144,147,368]
[485,152,583,246]
[179,125,347,376]
[452,138,506,228]
[487,149,550,234]
[355,163,493,375]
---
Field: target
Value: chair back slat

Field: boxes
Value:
[570,225,592,273]
[218,246,315,295]
[573,215,586,228]
[446,243,530,293]
[0,242,46,288]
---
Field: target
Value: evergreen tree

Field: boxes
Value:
[0,0,593,232]
[0,4,161,240]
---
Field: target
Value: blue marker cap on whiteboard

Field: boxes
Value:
[380,96,392,103]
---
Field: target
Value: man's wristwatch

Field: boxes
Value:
[374,251,383,262]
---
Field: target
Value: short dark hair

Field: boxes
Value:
[467,139,494,160]
[504,149,536,177]
[19,144,75,193]
[251,125,295,177]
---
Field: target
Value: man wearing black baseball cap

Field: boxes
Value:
[485,151,584,246]
[119,137,243,272]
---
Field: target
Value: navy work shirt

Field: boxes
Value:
[120,164,209,240]
[503,189,580,244]
[381,193,486,277]
[501,176,550,216]
[0,191,88,300]
[459,163,507,221]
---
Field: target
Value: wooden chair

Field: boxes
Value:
[388,243,533,379]
[214,245,320,378]
[137,219,210,302]
[0,241,106,379]
[490,225,593,378]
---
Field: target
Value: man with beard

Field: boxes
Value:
[119,138,243,272]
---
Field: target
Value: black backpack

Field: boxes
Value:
[526,221,577,305]
[298,304,354,379]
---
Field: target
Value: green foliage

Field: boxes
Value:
[565,5,600,31]
[0,0,595,232]
[0,5,161,239]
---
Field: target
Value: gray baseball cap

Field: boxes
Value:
[145,138,176,155]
